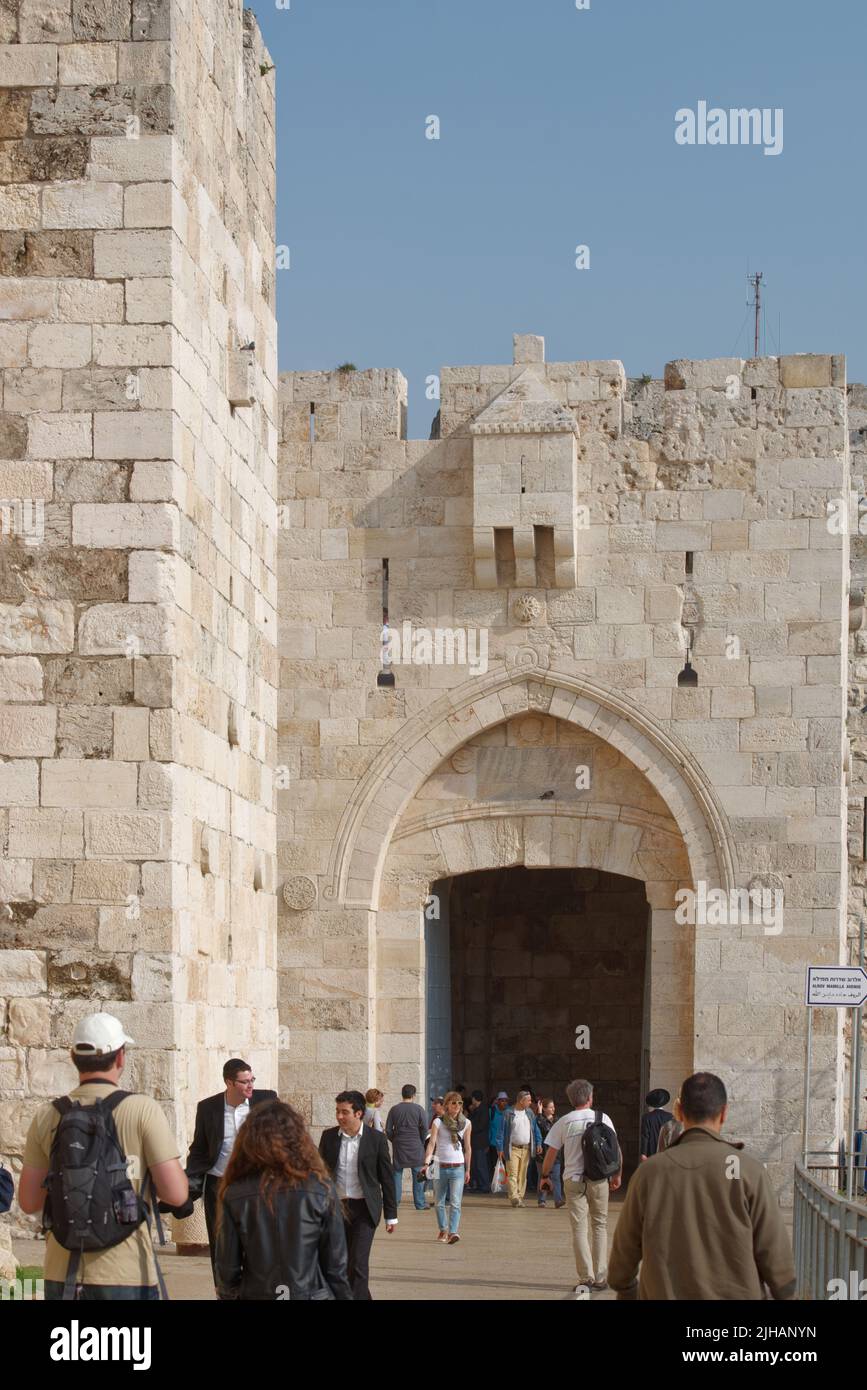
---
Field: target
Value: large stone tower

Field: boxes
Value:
[0,0,278,1162]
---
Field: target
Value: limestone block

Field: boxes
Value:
[71,0,130,41]
[56,278,124,321]
[117,40,169,83]
[78,602,173,654]
[4,370,64,412]
[0,185,41,230]
[130,0,169,41]
[42,180,122,229]
[73,502,177,548]
[0,323,28,365]
[113,706,149,759]
[0,411,26,457]
[59,41,119,85]
[28,1049,78,1097]
[29,323,92,368]
[0,603,71,656]
[85,809,168,857]
[8,808,83,858]
[72,860,136,904]
[0,656,42,702]
[0,759,38,806]
[0,950,46,997]
[0,706,56,756]
[779,354,833,389]
[8,996,50,1045]
[87,135,171,182]
[0,1046,26,1090]
[94,324,171,366]
[62,366,139,410]
[93,412,173,460]
[42,758,137,809]
[131,952,172,1000]
[0,278,56,321]
[0,858,31,899]
[33,860,73,903]
[27,412,91,459]
[0,44,58,87]
[93,228,171,278]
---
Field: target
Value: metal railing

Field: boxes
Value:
[793,1162,867,1299]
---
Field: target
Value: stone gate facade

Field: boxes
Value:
[0,0,862,1209]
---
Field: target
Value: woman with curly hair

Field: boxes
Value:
[420,1090,471,1244]
[214,1100,352,1300]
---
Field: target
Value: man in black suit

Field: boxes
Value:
[186,1057,278,1272]
[319,1089,397,1300]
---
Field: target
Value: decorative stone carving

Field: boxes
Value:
[282,876,317,910]
[516,715,545,745]
[747,872,785,900]
[505,644,550,673]
[450,748,474,773]
[514,594,541,625]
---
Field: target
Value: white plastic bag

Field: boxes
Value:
[491,1156,506,1194]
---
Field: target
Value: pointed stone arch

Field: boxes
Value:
[324,666,736,910]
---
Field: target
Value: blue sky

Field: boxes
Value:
[252,0,866,436]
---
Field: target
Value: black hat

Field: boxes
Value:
[646,1088,671,1108]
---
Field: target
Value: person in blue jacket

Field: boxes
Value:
[491,1090,543,1206]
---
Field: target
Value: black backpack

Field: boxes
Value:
[0,1163,13,1214]
[43,1090,167,1300]
[581,1110,620,1181]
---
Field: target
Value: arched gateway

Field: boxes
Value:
[278,336,848,1198]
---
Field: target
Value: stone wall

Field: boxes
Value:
[0,0,278,1181]
[278,336,849,1193]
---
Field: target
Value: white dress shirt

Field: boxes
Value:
[208,1098,250,1177]
[336,1127,364,1199]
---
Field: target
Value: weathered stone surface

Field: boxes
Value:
[57,705,114,757]
[0,656,42,702]
[0,412,27,457]
[0,950,46,997]
[8,996,50,1045]
[47,949,132,999]
[0,138,89,184]
[0,706,56,756]
[71,0,131,42]
[44,657,132,705]
[0,549,127,605]
[24,230,93,277]
[0,600,74,653]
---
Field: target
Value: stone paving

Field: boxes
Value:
[13,1192,625,1301]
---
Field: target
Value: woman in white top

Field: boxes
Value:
[421,1090,471,1244]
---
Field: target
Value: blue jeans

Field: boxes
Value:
[435,1164,465,1235]
[394,1165,427,1211]
[539,1159,563,1204]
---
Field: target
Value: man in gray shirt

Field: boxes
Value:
[385,1084,428,1210]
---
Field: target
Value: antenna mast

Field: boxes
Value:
[748,271,763,355]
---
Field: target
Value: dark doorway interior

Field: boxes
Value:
[449,866,649,1172]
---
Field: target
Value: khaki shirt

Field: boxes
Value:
[23,1082,179,1288]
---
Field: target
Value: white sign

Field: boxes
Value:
[805,966,867,1008]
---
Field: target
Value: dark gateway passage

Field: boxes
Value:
[445,866,650,1172]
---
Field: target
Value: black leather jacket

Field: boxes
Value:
[214,1175,353,1300]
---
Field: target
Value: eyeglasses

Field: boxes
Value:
[232,1077,255,1085]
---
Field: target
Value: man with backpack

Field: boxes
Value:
[18,1011,188,1301]
[539,1078,622,1295]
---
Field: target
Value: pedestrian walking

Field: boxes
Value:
[609,1073,796,1300]
[536,1099,564,1208]
[364,1088,385,1132]
[539,1079,622,1295]
[318,1090,397,1300]
[385,1083,428,1211]
[185,1058,278,1278]
[500,1090,543,1207]
[639,1088,674,1161]
[466,1090,491,1192]
[422,1091,471,1243]
[488,1091,510,1192]
[215,1100,352,1300]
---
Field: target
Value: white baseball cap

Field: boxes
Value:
[71,1012,135,1056]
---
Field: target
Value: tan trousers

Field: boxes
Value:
[565,1177,609,1283]
[507,1144,530,1202]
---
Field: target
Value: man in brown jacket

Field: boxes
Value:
[609,1072,796,1300]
